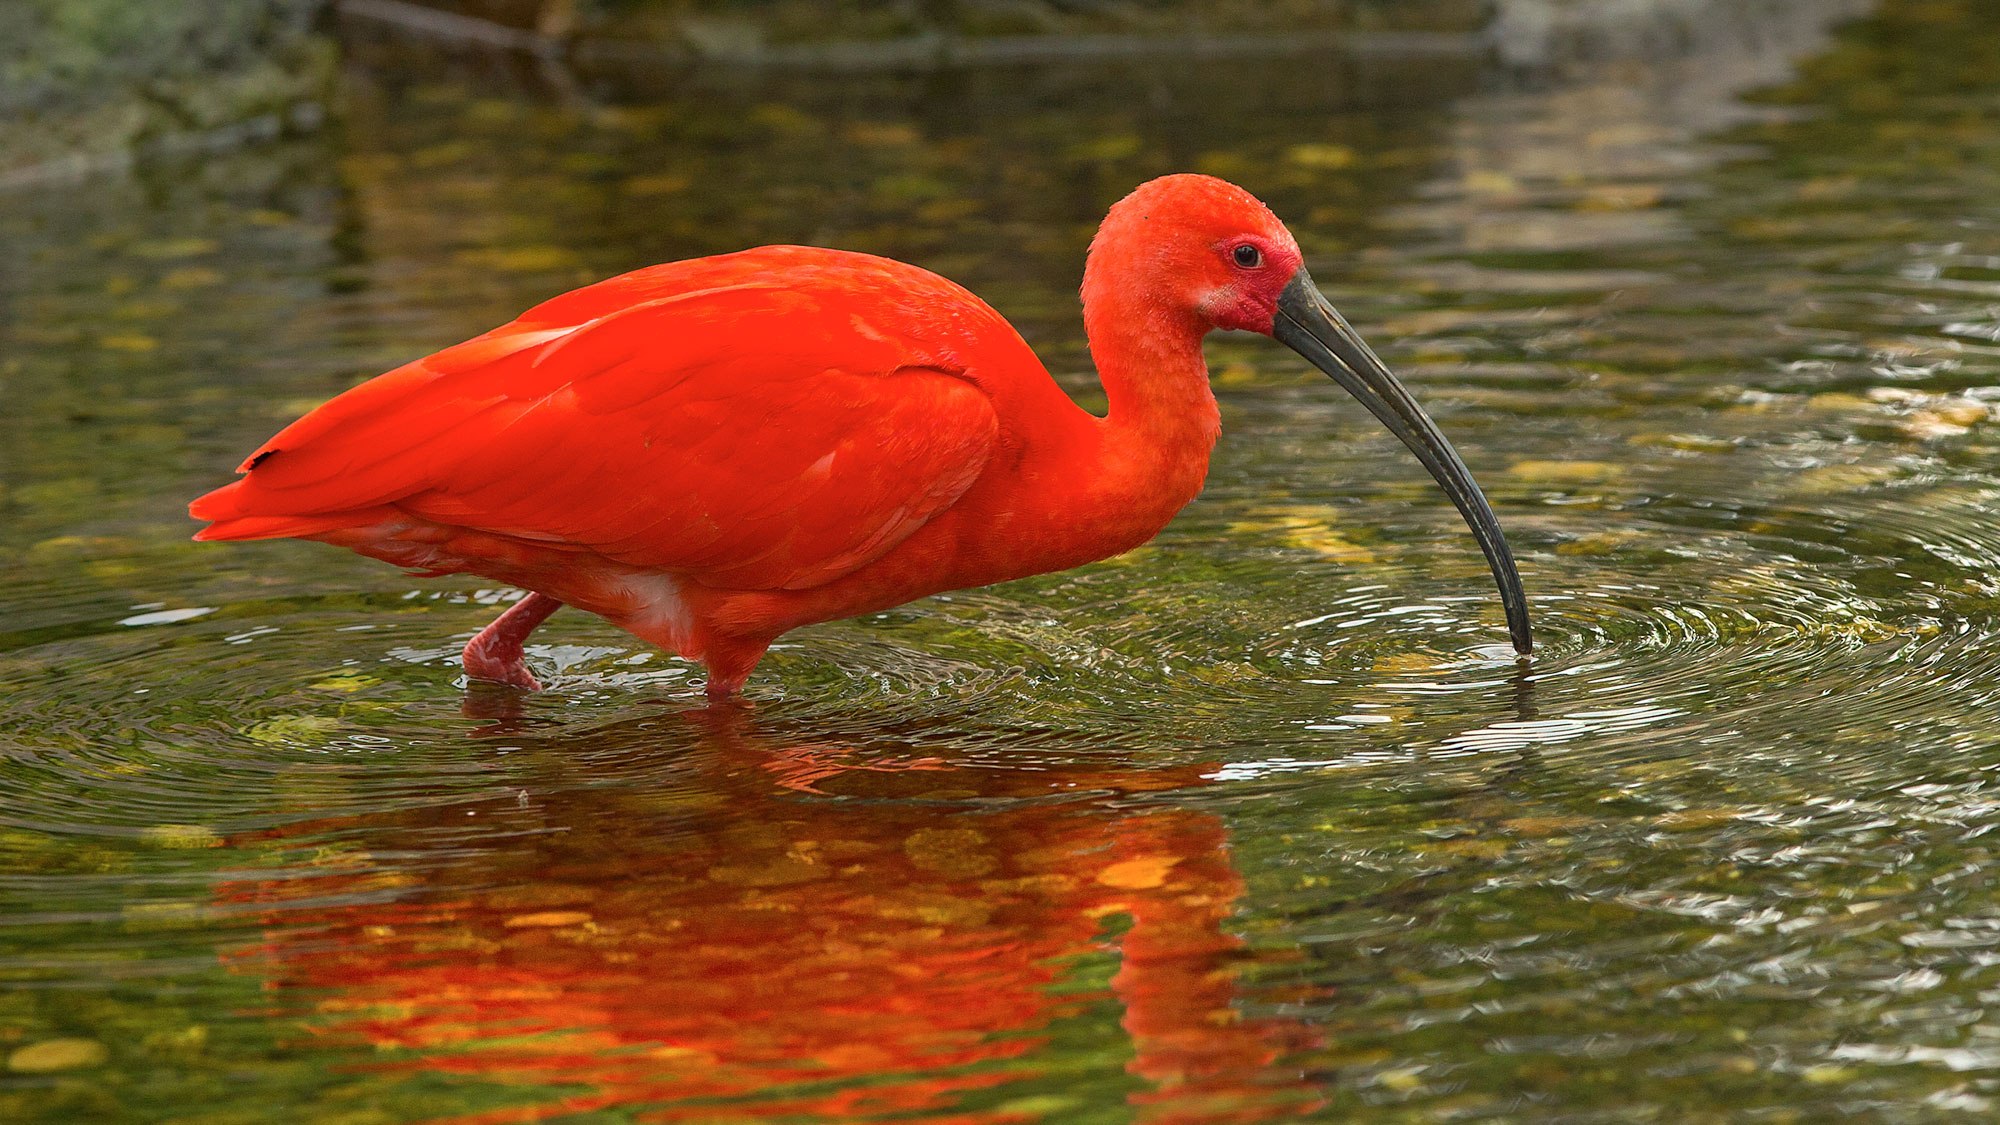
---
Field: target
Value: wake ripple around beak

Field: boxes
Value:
[1175,479,2000,789]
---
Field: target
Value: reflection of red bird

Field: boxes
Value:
[221,721,1323,1123]
[191,174,1528,697]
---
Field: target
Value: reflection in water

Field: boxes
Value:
[225,714,1318,1123]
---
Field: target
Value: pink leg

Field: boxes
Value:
[462,593,563,691]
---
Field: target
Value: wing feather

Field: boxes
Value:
[192,259,1003,593]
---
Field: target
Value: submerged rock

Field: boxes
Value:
[7,1038,109,1073]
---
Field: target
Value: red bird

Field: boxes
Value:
[191,175,1530,699]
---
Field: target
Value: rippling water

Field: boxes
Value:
[7,0,2000,1119]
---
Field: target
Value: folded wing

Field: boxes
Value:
[190,252,1004,592]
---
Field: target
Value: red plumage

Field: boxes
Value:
[197,250,1013,587]
[190,229,1214,696]
[194,174,1526,696]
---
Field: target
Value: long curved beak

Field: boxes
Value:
[1271,269,1533,656]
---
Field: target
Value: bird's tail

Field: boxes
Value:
[188,479,391,543]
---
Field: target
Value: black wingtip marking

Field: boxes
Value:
[247,449,279,470]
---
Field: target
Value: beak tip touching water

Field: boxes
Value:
[1271,269,1534,659]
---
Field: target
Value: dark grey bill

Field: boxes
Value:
[1271,269,1533,656]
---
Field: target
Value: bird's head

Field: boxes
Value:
[1087,174,1533,656]
[1086,173,1305,334]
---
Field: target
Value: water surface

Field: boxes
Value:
[7,0,2000,1119]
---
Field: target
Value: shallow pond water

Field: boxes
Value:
[7,0,2000,1120]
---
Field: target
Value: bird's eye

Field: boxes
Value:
[1232,244,1262,269]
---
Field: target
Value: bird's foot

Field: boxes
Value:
[462,636,543,691]
[461,592,563,691]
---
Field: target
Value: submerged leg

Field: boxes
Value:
[462,592,563,690]
[702,636,772,702]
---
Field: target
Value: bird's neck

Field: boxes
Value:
[1074,283,1221,538]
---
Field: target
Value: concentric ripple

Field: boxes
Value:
[13,458,1998,828]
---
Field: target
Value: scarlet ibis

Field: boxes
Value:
[191,174,1531,698]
